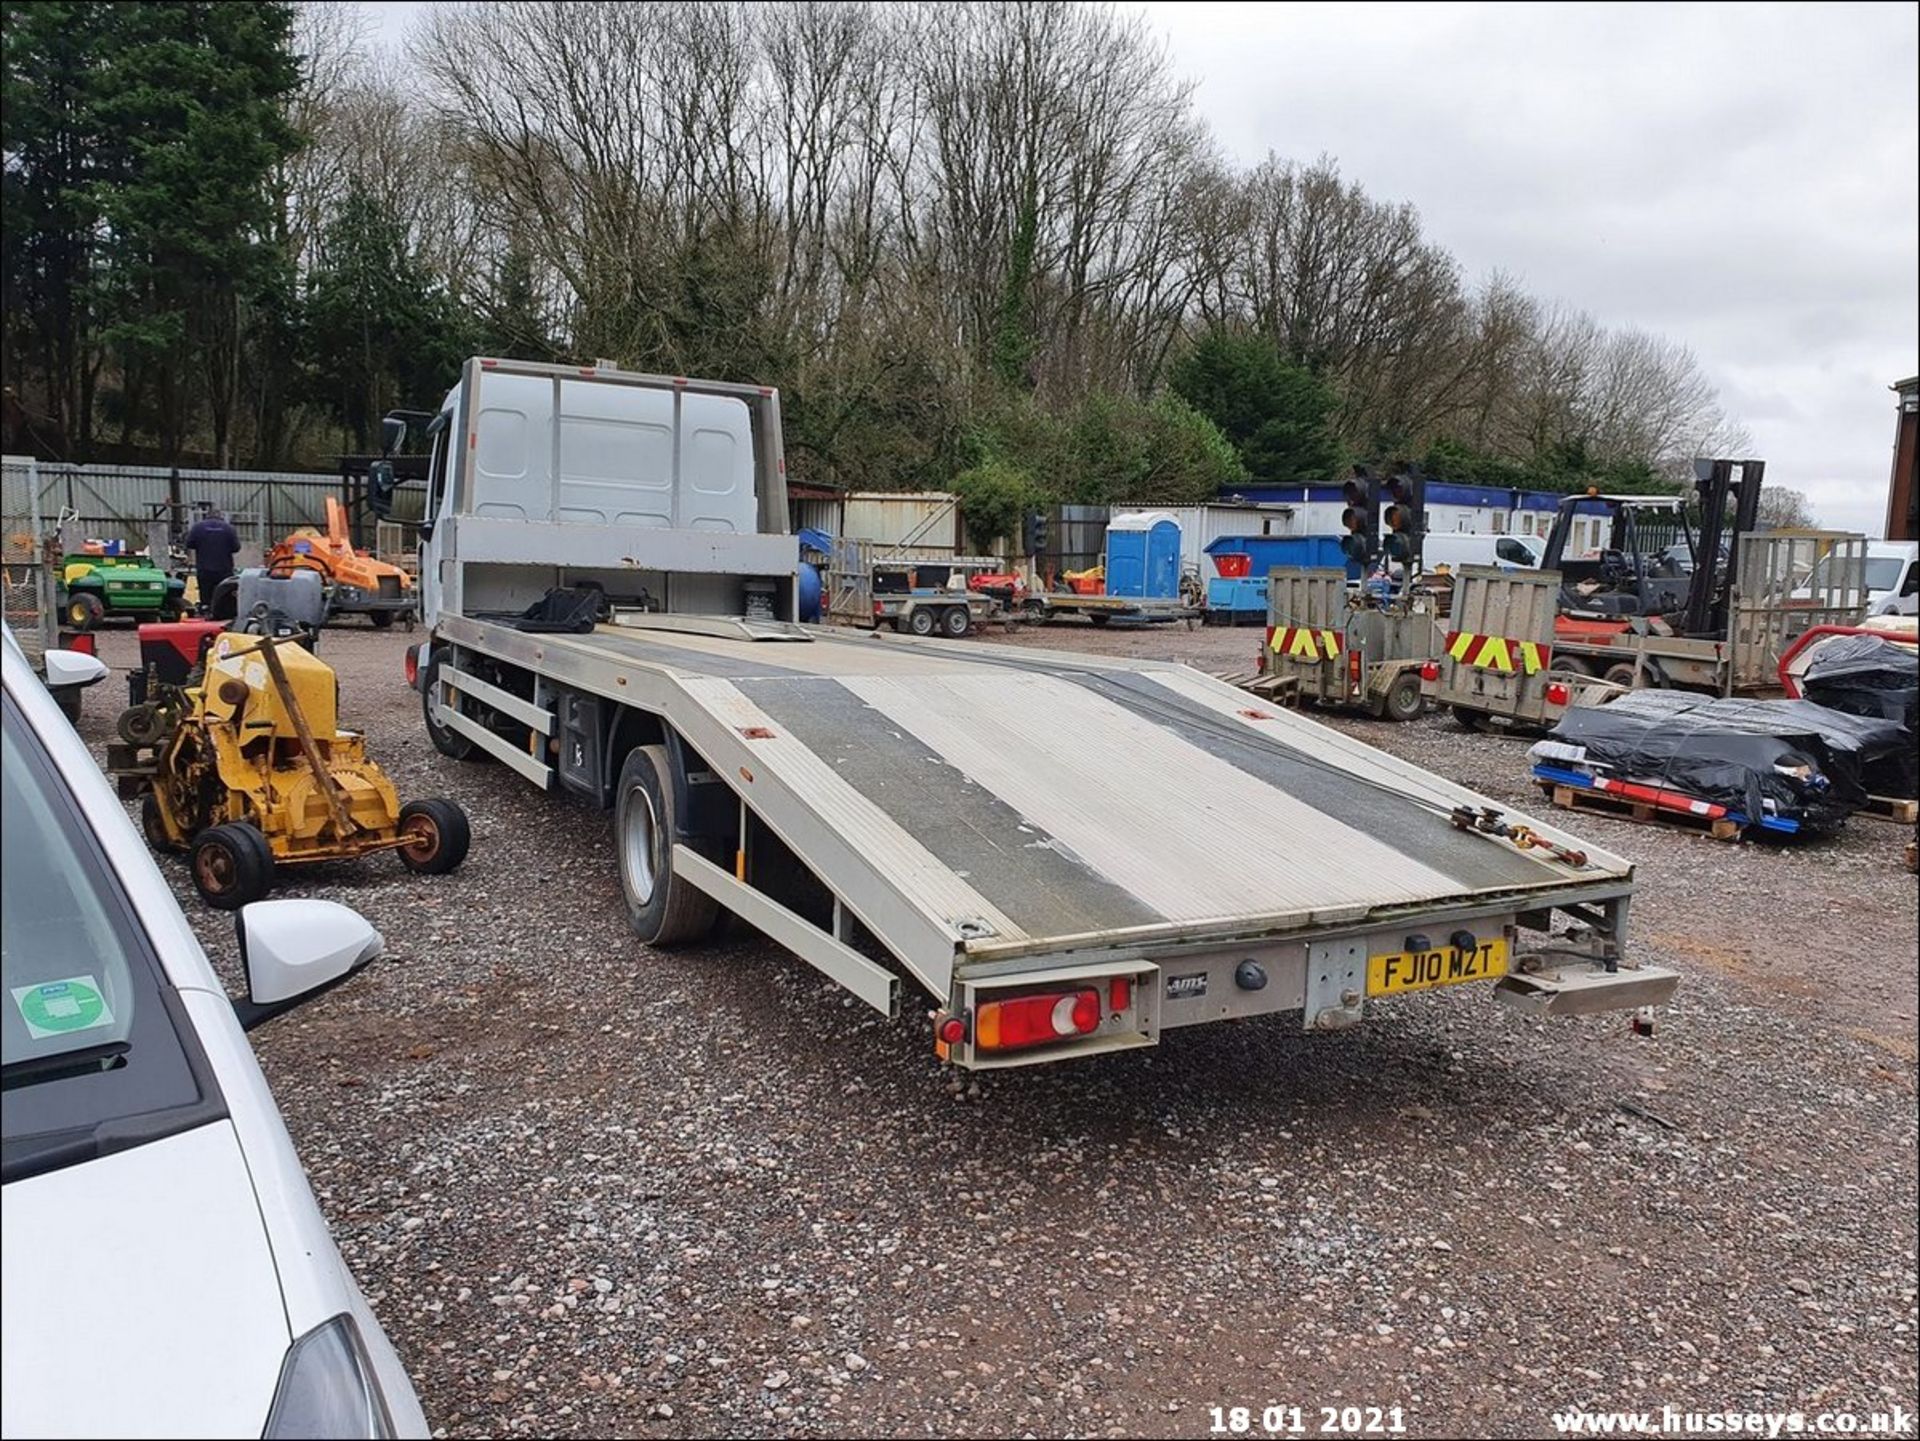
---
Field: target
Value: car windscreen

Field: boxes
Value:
[1863,558,1905,592]
[1803,556,1895,595]
[2,698,222,1183]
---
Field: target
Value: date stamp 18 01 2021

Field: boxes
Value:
[1208,1405,1410,1437]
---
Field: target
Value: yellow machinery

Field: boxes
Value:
[111,630,469,909]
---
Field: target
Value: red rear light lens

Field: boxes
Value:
[1109,976,1131,1011]
[872,601,883,616]
[403,646,420,687]
[1544,681,1570,707]
[974,989,1101,1052]
[938,1015,968,1045]
[1420,661,1440,683]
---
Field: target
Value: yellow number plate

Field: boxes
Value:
[1367,938,1508,997]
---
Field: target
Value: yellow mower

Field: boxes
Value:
[111,630,470,909]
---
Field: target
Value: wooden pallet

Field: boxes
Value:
[1544,784,1744,841]
[1858,794,1919,825]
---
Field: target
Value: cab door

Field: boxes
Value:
[418,403,456,626]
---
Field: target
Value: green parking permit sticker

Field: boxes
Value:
[12,976,114,1040]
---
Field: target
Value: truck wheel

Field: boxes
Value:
[422,650,482,762]
[1382,671,1425,722]
[1451,704,1486,732]
[369,610,395,629]
[942,606,972,638]
[66,593,104,631]
[1088,613,1112,628]
[397,798,471,874]
[1603,662,1639,689]
[616,744,719,947]
[906,607,936,637]
[1554,656,1595,678]
[191,823,275,910]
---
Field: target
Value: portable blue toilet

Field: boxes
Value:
[1105,511,1182,599]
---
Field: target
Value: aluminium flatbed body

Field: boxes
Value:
[430,607,1666,1066]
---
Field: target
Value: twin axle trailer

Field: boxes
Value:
[400,358,1675,1069]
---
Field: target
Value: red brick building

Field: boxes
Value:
[1890,376,1918,541]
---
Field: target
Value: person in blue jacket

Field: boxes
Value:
[184,509,242,614]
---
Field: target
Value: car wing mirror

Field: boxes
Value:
[232,899,383,1031]
[43,649,108,690]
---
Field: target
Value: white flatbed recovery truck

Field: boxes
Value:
[402,358,1676,1069]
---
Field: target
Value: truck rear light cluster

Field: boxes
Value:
[974,988,1100,1052]
[1544,681,1571,707]
[1419,661,1440,683]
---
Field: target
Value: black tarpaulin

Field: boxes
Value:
[1545,690,1910,831]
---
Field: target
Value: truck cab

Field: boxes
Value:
[412,359,793,632]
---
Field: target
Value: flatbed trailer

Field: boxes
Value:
[398,358,1673,1070]
[1023,591,1198,628]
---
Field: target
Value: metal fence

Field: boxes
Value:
[5,460,426,552]
[2,455,56,661]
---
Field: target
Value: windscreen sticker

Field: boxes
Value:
[12,976,115,1040]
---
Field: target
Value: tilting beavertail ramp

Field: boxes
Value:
[506,621,1631,1002]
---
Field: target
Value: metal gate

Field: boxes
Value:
[1730,532,1867,690]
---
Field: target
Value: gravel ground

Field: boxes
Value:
[70,618,1918,1440]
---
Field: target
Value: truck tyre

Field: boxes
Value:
[1382,671,1425,722]
[1451,704,1486,732]
[422,649,482,762]
[397,798,471,874]
[906,607,936,637]
[1554,656,1595,678]
[66,593,104,632]
[369,610,395,629]
[616,744,719,948]
[942,605,972,638]
[191,823,275,910]
[1603,662,1639,689]
[1088,613,1112,628]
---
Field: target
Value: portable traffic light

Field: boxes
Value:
[1022,510,1049,557]
[1339,466,1379,565]
[1382,466,1425,568]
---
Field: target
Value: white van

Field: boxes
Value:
[1422,533,1543,573]
[1864,540,1918,616]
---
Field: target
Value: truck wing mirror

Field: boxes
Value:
[381,415,408,457]
[367,459,398,519]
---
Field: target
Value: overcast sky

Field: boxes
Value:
[359,1,1918,535]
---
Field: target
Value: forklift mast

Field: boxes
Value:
[1681,458,1764,638]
